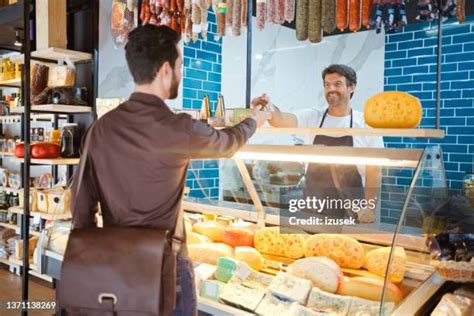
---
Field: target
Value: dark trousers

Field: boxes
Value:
[172,256,197,316]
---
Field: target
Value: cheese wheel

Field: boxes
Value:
[287,257,343,293]
[235,247,265,271]
[364,91,422,128]
[188,243,234,265]
[304,234,365,269]
[254,227,305,259]
[187,232,211,244]
[337,276,403,303]
[223,221,258,248]
[366,247,406,283]
[192,221,225,242]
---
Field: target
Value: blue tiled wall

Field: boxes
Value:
[183,10,222,199]
[381,16,474,223]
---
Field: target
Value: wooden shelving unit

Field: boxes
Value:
[10,104,92,114]
[0,114,66,124]
[9,47,92,64]
[8,206,72,220]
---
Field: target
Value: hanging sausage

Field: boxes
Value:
[349,0,361,32]
[201,0,210,40]
[232,0,242,35]
[361,0,372,28]
[226,0,234,27]
[308,0,322,43]
[216,0,227,39]
[275,0,286,24]
[256,0,267,30]
[241,0,248,27]
[457,0,465,23]
[321,0,336,34]
[296,0,309,40]
[284,0,295,23]
[336,0,349,30]
[267,0,276,23]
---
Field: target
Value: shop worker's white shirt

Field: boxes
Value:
[296,107,385,185]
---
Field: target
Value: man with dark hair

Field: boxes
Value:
[251,64,383,223]
[72,25,270,315]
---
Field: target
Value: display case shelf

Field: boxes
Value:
[10,104,92,114]
[9,157,80,165]
[0,78,21,87]
[8,206,72,220]
[9,47,92,64]
[255,127,445,138]
[0,114,66,124]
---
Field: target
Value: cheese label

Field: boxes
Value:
[235,262,252,281]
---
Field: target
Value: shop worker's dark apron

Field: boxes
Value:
[303,109,364,219]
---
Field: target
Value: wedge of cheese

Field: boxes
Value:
[337,276,403,303]
[364,91,422,128]
[366,247,406,283]
[229,270,274,291]
[254,227,305,259]
[287,257,343,293]
[192,221,225,242]
[187,232,211,244]
[235,246,265,271]
[267,272,313,305]
[188,243,233,265]
[219,282,265,312]
[347,297,395,316]
[255,295,292,315]
[306,286,351,315]
[304,234,366,269]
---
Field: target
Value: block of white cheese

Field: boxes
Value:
[287,257,343,293]
[219,282,265,312]
[431,294,473,316]
[255,295,292,315]
[347,297,395,316]
[199,280,225,302]
[306,286,351,315]
[229,270,274,291]
[267,272,313,305]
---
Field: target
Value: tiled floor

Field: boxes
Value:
[0,266,56,316]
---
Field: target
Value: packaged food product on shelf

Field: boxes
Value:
[287,257,343,293]
[267,272,313,305]
[306,286,351,315]
[366,246,406,283]
[188,242,234,265]
[254,227,305,259]
[337,276,403,303]
[219,282,265,312]
[192,220,226,242]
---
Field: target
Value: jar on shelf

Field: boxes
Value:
[60,123,81,158]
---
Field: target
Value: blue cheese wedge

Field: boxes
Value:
[288,303,331,316]
[219,282,265,312]
[306,287,351,315]
[229,270,274,291]
[267,272,312,305]
[347,297,395,316]
[255,295,292,315]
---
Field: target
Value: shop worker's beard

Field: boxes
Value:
[326,91,344,108]
[169,72,180,100]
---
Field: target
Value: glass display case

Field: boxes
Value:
[37,131,474,315]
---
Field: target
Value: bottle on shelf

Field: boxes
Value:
[60,123,81,158]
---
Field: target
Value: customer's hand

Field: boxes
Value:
[250,105,272,127]
[251,94,271,110]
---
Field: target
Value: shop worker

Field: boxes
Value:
[71,25,270,315]
[251,64,383,223]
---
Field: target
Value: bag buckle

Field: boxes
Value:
[98,293,118,305]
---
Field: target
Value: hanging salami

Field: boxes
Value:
[361,0,371,28]
[216,0,227,38]
[232,0,242,35]
[201,0,210,39]
[295,0,309,40]
[226,0,234,26]
[308,0,322,43]
[336,0,349,30]
[321,0,336,34]
[267,0,276,23]
[275,0,286,24]
[184,10,193,43]
[284,0,295,23]
[457,0,465,23]
[349,0,361,32]
[241,0,248,27]
[256,0,267,30]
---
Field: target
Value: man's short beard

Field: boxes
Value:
[169,72,180,99]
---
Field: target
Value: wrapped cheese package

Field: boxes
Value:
[366,246,406,283]
[193,221,225,242]
[47,58,76,87]
[229,269,274,291]
[267,272,312,305]
[364,91,422,128]
[287,257,343,293]
[254,227,305,259]
[304,234,365,269]
[188,243,233,265]
[219,282,265,312]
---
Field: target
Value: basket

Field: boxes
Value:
[431,259,474,282]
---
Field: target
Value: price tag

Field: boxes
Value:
[32,214,41,225]
[235,262,252,281]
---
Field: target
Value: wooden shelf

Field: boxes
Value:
[10,104,92,114]
[0,152,15,157]
[0,222,17,230]
[0,186,21,194]
[10,47,92,64]
[11,157,80,165]
[0,78,21,87]
[254,128,445,138]
[8,206,72,220]
[235,145,424,168]
[0,114,66,124]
